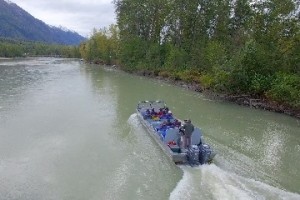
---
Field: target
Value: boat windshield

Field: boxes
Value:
[137,100,166,110]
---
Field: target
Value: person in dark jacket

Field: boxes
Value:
[181,119,194,149]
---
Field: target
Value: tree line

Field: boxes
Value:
[80,0,300,109]
[0,38,80,58]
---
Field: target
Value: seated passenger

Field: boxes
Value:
[166,111,173,119]
[144,109,151,119]
[166,119,173,127]
[164,107,169,114]
[150,108,157,116]
[146,109,150,115]
[157,108,164,117]
[157,122,167,131]
[174,119,181,127]
[158,119,173,130]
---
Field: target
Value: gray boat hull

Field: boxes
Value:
[136,100,215,165]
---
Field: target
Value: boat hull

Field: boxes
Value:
[136,100,216,165]
[136,111,187,163]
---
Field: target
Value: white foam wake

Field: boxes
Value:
[170,164,300,200]
[127,113,140,128]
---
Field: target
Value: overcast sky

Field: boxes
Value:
[10,0,116,37]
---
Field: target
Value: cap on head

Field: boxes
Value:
[184,119,191,123]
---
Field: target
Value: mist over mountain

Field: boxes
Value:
[0,0,86,45]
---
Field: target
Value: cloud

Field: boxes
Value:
[10,0,116,37]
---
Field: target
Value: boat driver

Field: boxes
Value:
[181,119,194,149]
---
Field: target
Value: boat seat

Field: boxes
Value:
[191,128,202,145]
[163,128,179,144]
[150,120,162,129]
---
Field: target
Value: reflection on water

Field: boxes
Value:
[0,58,299,199]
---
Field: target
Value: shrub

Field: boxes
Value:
[200,74,214,89]
[250,73,273,96]
[164,45,188,70]
[267,73,300,108]
[158,70,171,78]
[177,70,201,83]
[211,70,230,92]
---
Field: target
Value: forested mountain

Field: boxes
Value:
[80,0,300,111]
[0,0,85,45]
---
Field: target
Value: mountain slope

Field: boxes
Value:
[0,0,85,45]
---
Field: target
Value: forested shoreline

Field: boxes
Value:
[0,38,81,58]
[79,0,299,116]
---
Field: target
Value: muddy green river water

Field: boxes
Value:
[0,58,299,200]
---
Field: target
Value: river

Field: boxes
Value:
[0,58,299,200]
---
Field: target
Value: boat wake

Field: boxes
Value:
[170,164,300,200]
[128,113,300,200]
[127,113,140,128]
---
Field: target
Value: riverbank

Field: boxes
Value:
[0,57,12,60]
[156,74,300,119]
[165,77,300,119]
[104,64,300,119]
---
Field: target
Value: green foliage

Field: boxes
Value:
[200,74,214,89]
[177,70,202,83]
[168,71,182,81]
[163,44,188,70]
[79,25,119,64]
[250,73,273,95]
[204,41,227,70]
[144,43,162,69]
[223,39,281,94]
[211,70,231,92]
[278,27,300,74]
[119,36,147,69]
[267,73,300,108]
[0,38,80,58]
[240,40,271,75]
[158,70,171,78]
[81,0,300,109]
